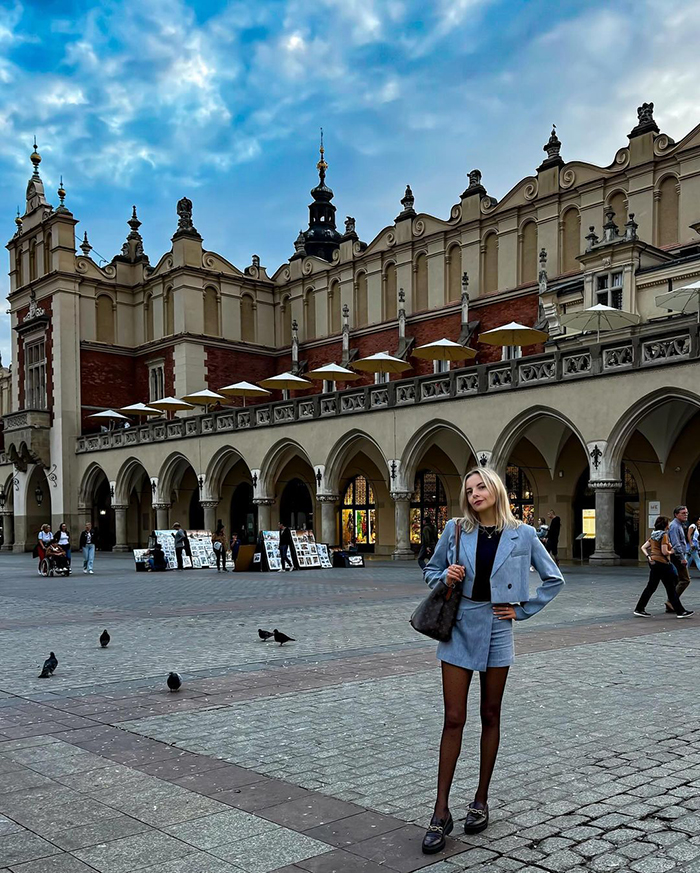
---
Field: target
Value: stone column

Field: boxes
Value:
[12,514,28,553]
[201,500,218,534]
[317,496,339,545]
[112,504,130,552]
[0,511,14,550]
[153,503,170,531]
[391,491,414,561]
[254,498,274,533]
[589,480,621,565]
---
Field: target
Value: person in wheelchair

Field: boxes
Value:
[45,538,70,575]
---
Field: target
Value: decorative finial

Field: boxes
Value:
[398,288,406,306]
[294,230,305,252]
[30,138,41,177]
[624,212,638,241]
[401,185,414,212]
[342,303,349,319]
[56,175,67,212]
[316,128,328,184]
[543,124,561,160]
[585,225,599,251]
[629,102,660,138]
[602,207,619,243]
[252,254,260,268]
[128,205,141,232]
[174,196,199,237]
[14,207,22,233]
[292,319,299,333]
[80,231,92,257]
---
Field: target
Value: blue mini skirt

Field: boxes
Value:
[436,599,514,672]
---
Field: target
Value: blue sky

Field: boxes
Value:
[1,0,699,364]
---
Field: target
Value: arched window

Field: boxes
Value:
[561,208,581,273]
[329,281,341,334]
[607,191,627,232]
[506,465,534,524]
[304,288,316,339]
[410,470,448,545]
[29,240,37,282]
[203,287,219,336]
[144,293,154,342]
[447,245,462,303]
[43,232,52,275]
[241,294,256,342]
[520,222,537,284]
[96,295,115,344]
[384,263,397,320]
[482,233,498,294]
[281,296,292,346]
[657,176,679,247]
[355,273,368,327]
[164,287,174,336]
[342,475,376,551]
[414,252,428,311]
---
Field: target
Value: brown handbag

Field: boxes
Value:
[410,521,463,642]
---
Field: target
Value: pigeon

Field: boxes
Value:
[167,672,182,692]
[258,629,273,641]
[99,630,110,648]
[273,629,295,645]
[38,652,58,678]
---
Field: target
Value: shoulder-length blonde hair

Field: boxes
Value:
[459,466,521,533]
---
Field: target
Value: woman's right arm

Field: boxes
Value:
[423,520,454,589]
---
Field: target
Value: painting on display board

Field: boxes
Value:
[316,543,333,569]
[290,530,321,568]
[262,530,282,571]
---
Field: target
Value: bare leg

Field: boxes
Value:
[434,662,473,819]
[474,666,510,805]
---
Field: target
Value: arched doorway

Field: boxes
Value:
[189,489,204,530]
[341,475,376,552]
[410,470,448,550]
[614,463,640,560]
[93,476,115,550]
[280,478,313,530]
[506,465,534,524]
[231,482,257,543]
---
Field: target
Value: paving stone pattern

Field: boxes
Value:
[0,552,700,871]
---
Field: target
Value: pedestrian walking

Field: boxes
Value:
[79,522,97,574]
[544,510,560,566]
[687,515,700,574]
[421,467,564,854]
[172,523,186,570]
[417,518,438,570]
[635,516,693,618]
[278,522,294,572]
[37,523,53,572]
[212,525,227,572]
[229,532,240,567]
[57,523,71,567]
[666,505,691,610]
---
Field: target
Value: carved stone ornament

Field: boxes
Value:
[344,216,356,234]
[589,444,603,469]
[23,289,46,323]
[175,196,200,237]
[629,102,660,137]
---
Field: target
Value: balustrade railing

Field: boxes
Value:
[74,322,700,454]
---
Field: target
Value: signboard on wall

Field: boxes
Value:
[647,501,661,529]
[582,509,596,537]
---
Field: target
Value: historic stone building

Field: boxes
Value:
[2,104,700,562]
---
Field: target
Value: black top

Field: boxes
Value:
[470,527,502,602]
[280,527,293,546]
[548,516,561,545]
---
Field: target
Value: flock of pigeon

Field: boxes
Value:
[36,626,296,690]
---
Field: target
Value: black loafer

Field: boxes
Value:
[464,803,489,834]
[422,812,453,854]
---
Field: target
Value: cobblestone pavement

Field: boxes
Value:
[1,551,700,872]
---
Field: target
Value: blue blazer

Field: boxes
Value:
[424,520,564,620]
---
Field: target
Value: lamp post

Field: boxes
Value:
[35,485,44,506]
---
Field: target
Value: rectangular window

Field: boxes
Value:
[148,362,165,401]
[25,339,47,409]
[596,271,623,309]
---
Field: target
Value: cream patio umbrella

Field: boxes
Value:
[120,402,162,416]
[412,338,477,362]
[182,389,226,411]
[353,351,412,385]
[655,281,700,323]
[147,396,195,419]
[218,381,271,408]
[258,372,312,391]
[88,409,130,429]
[560,304,640,342]
[478,322,549,348]
[306,363,362,390]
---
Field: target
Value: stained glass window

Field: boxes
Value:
[506,465,534,525]
[410,470,448,544]
[341,476,376,550]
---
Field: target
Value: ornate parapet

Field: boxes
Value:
[3,409,51,470]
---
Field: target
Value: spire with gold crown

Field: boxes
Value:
[25,138,49,215]
[300,129,342,262]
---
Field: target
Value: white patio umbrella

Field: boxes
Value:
[560,304,640,342]
[655,281,700,323]
[412,338,477,362]
[306,363,362,382]
[120,402,162,416]
[353,352,412,374]
[182,389,225,410]
[258,372,312,391]
[218,381,271,407]
[88,409,129,429]
[148,396,195,412]
[479,322,549,347]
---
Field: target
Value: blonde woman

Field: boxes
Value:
[421,467,564,854]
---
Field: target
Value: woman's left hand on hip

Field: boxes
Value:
[493,604,516,620]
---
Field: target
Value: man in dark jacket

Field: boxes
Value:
[417,520,437,569]
[278,522,294,572]
[172,523,186,570]
[545,510,561,566]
